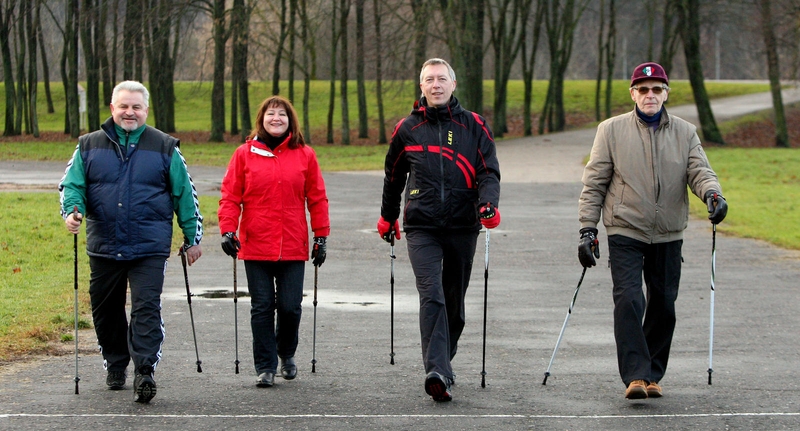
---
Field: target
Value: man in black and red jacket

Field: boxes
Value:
[378,58,501,402]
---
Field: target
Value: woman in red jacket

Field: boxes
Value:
[218,95,330,388]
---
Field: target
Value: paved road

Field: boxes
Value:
[1,91,799,430]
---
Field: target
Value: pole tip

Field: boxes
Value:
[542,372,550,385]
[197,361,203,373]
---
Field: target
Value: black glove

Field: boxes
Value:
[705,191,728,225]
[221,232,240,257]
[578,227,600,268]
[312,236,327,267]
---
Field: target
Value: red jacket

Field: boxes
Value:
[218,136,330,261]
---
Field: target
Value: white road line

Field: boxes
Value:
[2,412,799,419]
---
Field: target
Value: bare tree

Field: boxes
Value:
[299,0,315,142]
[355,0,368,139]
[145,0,188,133]
[230,0,253,139]
[122,0,144,81]
[373,0,386,143]
[272,0,288,95]
[758,0,789,147]
[80,0,101,131]
[603,0,615,119]
[488,0,530,137]
[326,0,338,143]
[339,0,351,144]
[36,0,53,113]
[594,0,605,122]
[24,0,39,137]
[1,0,19,136]
[675,0,724,144]
[410,0,429,75]
[66,0,80,137]
[539,0,590,133]
[438,0,486,113]
[287,0,297,102]
[658,1,681,73]
[193,0,231,141]
[520,0,545,136]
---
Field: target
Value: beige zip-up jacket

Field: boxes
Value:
[579,108,722,244]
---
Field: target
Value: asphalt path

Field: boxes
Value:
[1,90,799,430]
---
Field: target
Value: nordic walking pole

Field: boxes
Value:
[233,256,240,374]
[180,247,202,373]
[389,231,396,365]
[543,267,588,385]
[311,265,319,373]
[480,229,490,388]
[708,223,717,385]
[72,206,81,395]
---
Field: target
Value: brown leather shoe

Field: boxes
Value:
[646,381,662,398]
[625,379,648,399]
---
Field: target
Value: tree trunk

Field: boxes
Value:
[326,0,337,143]
[676,0,724,144]
[272,0,287,96]
[411,0,428,79]
[209,0,229,142]
[0,0,19,136]
[66,0,80,137]
[373,0,386,143]
[759,0,789,147]
[438,0,485,113]
[288,0,296,103]
[541,0,588,132]
[595,0,604,122]
[97,0,111,105]
[25,0,38,137]
[489,0,529,138]
[80,0,101,131]
[339,0,351,145]
[122,0,143,81]
[604,0,615,119]
[355,0,368,138]
[300,0,313,142]
[36,0,53,113]
[521,0,544,136]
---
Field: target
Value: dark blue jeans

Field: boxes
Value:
[406,229,479,380]
[244,260,305,375]
[88,256,166,373]
[608,235,682,386]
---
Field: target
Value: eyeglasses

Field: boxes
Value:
[632,85,668,95]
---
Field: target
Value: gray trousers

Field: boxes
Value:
[406,229,479,380]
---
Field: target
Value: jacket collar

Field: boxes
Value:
[414,96,464,123]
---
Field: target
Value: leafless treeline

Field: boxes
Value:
[1,0,798,146]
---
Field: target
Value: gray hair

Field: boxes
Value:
[111,81,150,108]
[419,58,457,83]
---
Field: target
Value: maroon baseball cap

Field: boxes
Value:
[630,62,669,87]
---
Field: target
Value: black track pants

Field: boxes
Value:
[608,235,682,386]
[89,256,166,373]
[406,229,478,380]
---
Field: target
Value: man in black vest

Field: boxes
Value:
[60,80,203,403]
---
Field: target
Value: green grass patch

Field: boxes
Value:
[0,192,221,360]
[689,148,800,249]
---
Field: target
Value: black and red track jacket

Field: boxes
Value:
[380,96,501,232]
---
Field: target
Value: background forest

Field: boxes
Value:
[1,0,799,146]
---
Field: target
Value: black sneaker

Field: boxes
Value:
[106,370,126,390]
[424,371,453,402]
[133,366,157,403]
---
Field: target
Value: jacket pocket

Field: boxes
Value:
[448,188,479,227]
[404,187,437,226]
